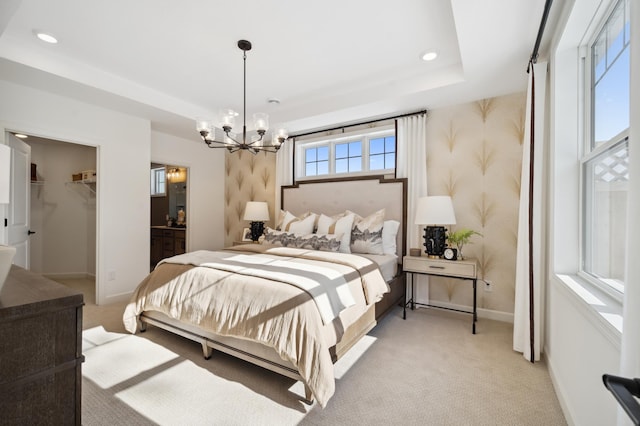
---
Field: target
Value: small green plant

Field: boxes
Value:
[447,228,482,259]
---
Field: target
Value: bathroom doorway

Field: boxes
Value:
[150,163,187,269]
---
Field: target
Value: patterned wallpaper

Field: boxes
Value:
[223,91,526,314]
[224,150,276,246]
[425,92,526,314]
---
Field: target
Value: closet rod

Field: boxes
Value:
[290,110,426,139]
[529,0,553,65]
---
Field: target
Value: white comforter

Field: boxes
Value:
[123,246,389,407]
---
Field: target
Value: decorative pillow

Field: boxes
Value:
[381,220,400,255]
[280,211,318,233]
[263,228,295,246]
[316,213,355,253]
[347,209,385,255]
[264,228,342,252]
[275,209,287,230]
[286,213,317,234]
[280,211,298,230]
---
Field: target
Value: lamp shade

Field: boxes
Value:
[414,196,456,225]
[0,144,10,204]
[243,201,270,221]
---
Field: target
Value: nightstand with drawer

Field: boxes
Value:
[402,255,479,334]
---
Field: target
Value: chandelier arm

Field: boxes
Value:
[205,138,238,147]
[255,146,279,153]
[246,134,265,147]
[223,131,240,145]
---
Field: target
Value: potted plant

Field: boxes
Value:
[447,228,482,260]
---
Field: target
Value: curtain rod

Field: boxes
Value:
[290,110,427,139]
[529,0,553,65]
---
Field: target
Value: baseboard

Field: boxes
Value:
[544,352,575,426]
[43,272,95,280]
[100,291,132,306]
[415,300,514,323]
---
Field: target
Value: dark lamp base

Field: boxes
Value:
[423,226,447,257]
[249,221,265,242]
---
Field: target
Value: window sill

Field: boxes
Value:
[552,273,623,348]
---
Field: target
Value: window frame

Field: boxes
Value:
[295,126,396,181]
[578,0,630,300]
[150,166,166,197]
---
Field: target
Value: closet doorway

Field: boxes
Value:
[27,136,97,303]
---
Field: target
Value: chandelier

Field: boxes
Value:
[196,40,289,154]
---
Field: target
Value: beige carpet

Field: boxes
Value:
[58,278,567,425]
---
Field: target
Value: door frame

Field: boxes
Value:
[2,128,100,302]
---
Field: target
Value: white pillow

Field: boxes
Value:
[280,211,297,230]
[286,213,317,234]
[275,209,287,230]
[317,213,355,253]
[382,220,400,255]
[316,213,336,234]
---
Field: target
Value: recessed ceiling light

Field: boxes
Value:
[422,51,438,61]
[34,31,58,44]
[14,134,28,139]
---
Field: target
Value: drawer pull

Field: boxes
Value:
[429,265,446,269]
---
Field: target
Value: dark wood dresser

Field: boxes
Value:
[0,265,84,425]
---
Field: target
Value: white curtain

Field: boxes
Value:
[513,61,548,362]
[397,114,428,302]
[275,139,294,214]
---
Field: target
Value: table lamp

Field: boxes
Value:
[243,201,270,242]
[414,196,456,258]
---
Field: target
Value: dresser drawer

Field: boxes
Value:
[403,256,477,279]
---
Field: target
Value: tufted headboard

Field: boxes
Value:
[281,176,407,261]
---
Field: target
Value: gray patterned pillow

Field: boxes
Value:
[264,228,343,252]
[346,208,385,255]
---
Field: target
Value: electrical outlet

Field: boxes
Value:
[484,280,493,292]
[108,270,116,281]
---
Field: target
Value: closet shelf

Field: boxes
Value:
[65,180,96,198]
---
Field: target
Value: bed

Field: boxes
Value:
[123,176,407,407]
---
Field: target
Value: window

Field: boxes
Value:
[582,0,629,295]
[305,146,329,177]
[335,141,362,174]
[150,166,166,196]
[370,135,396,170]
[297,128,395,179]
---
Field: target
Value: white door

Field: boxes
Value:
[6,133,31,269]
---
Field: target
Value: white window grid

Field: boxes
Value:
[579,0,629,298]
[295,127,395,180]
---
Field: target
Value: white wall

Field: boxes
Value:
[29,139,96,276]
[0,79,150,304]
[150,130,225,251]
[546,277,621,425]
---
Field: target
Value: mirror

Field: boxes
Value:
[150,163,187,227]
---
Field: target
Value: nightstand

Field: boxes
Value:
[402,255,478,334]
